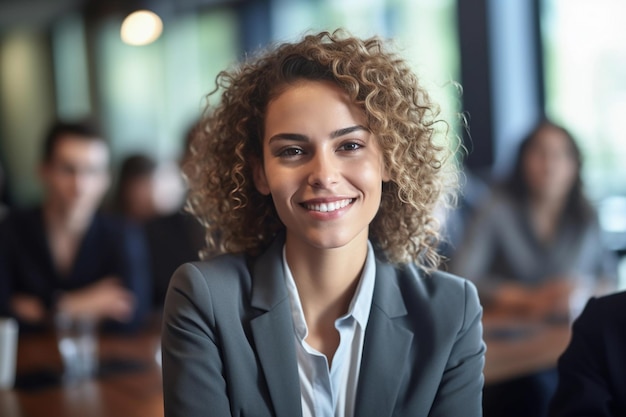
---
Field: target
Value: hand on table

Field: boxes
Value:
[10,294,47,324]
[56,277,136,323]
[489,279,575,321]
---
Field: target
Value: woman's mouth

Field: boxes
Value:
[302,198,354,213]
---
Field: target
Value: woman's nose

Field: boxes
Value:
[307,152,339,188]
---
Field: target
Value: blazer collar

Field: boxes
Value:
[355,259,413,417]
[250,234,289,311]
[249,236,414,417]
[371,259,409,317]
[249,234,303,417]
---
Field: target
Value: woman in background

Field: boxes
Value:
[451,119,618,417]
[113,154,159,224]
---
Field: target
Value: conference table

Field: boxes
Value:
[0,309,574,415]
[1,316,164,417]
[482,311,573,385]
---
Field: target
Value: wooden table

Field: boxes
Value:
[0,318,164,417]
[482,313,573,385]
[0,311,573,414]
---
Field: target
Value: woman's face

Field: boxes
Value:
[123,175,157,222]
[522,126,578,203]
[254,80,389,252]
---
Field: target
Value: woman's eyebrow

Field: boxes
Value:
[268,133,308,143]
[330,125,369,138]
[268,125,369,144]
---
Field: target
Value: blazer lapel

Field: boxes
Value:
[249,237,302,417]
[354,260,413,417]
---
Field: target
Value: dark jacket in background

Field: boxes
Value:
[144,211,204,309]
[549,290,626,417]
[0,207,151,332]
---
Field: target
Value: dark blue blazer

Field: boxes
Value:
[162,236,485,417]
[0,207,151,332]
[549,290,626,417]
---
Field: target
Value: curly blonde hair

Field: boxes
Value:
[185,30,459,268]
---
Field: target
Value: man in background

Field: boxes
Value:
[0,120,150,332]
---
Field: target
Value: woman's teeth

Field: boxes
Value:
[305,199,352,212]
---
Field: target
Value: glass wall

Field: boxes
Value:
[0,0,460,205]
[270,0,461,136]
[542,0,626,260]
[63,0,460,177]
[542,0,626,201]
[90,8,239,163]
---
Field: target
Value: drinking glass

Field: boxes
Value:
[54,313,98,383]
[0,318,18,389]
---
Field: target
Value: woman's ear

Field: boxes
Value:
[381,158,391,182]
[252,157,271,195]
[382,165,391,182]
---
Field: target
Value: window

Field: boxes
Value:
[91,8,239,162]
[270,0,461,137]
[542,0,626,201]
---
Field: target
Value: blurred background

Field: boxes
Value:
[0,0,625,258]
[2,2,626,415]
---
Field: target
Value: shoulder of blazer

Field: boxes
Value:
[373,261,480,329]
[580,290,626,329]
[178,253,253,302]
[174,235,288,313]
[386,262,476,301]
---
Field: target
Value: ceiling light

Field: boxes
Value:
[120,10,163,46]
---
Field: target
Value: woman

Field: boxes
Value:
[451,120,618,417]
[452,121,617,318]
[113,153,158,224]
[162,31,485,417]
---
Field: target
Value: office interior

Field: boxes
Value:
[0,0,625,277]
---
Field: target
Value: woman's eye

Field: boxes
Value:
[339,142,362,151]
[278,147,304,157]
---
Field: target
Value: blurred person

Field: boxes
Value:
[0,161,8,221]
[144,210,203,309]
[548,290,626,417]
[438,166,491,263]
[113,153,159,224]
[144,124,203,309]
[162,31,485,417]
[450,119,618,417]
[0,120,151,332]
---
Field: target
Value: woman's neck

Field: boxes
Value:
[530,192,566,218]
[285,235,367,318]
[284,234,369,364]
[529,194,567,243]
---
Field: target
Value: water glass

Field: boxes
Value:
[54,313,98,382]
[0,318,18,389]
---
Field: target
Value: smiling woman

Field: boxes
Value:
[254,80,388,256]
[161,30,485,417]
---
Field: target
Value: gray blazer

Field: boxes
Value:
[162,237,485,417]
